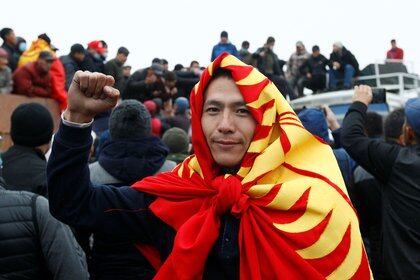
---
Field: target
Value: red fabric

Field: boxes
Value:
[386,47,404,60]
[49,59,68,110]
[132,53,371,279]
[12,62,51,97]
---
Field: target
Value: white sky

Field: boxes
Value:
[2,0,420,73]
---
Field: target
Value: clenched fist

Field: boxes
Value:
[64,71,120,123]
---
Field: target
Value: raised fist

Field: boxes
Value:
[64,71,120,123]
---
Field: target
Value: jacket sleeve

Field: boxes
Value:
[341,102,400,183]
[47,122,158,241]
[104,61,116,77]
[13,67,35,96]
[36,196,89,280]
[63,62,76,91]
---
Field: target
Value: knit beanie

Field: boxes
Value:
[162,127,189,154]
[109,100,151,140]
[10,103,54,147]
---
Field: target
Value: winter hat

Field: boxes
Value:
[109,100,151,140]
[162,127,189,154]
[333,41,343,49]
[298,108,329,142]
[10,103,53,147]
[144,100,157,115]
[174,97,189,114]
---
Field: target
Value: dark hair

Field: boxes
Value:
[190,60,199,67]
[164,71,177,82]
[384,108,405,142]
[267,36,275,44]
[152,57,162,64]
[365,112,383,138]
[70,43,85,55]
[174,64,184,71]
[162,59,168,65]
[117,46,129,56]
[242,41,250,48]
[220,31,228,38]
[211,68,233,80]
[38,33,51,45]
[391,39,396,44]
[0,28,13,40]
[312,45,320,52]
[100,40,108,48]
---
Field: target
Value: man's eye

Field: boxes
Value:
[237,108,250,115]
[206,107,219,113]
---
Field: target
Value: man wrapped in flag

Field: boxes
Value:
[48,52,372,279]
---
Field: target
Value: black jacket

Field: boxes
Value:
[82,51,105,73]
[253,47,282,76]
[1,145,48,196]
[0,186,88,279]
[329,47,360,74]
[104,58,125,92]
[60,54,83,90]
[123,68,166,102]
[47,123,241,279]
[1,42,20,71]
[342,102,420,279]
[300,54,328,76]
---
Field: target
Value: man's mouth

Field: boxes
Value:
[213,139,241,147]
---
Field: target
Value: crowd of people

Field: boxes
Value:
[0,26,418,280]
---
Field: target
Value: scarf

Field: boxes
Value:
[132,52,371,279]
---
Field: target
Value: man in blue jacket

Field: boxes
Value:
[210,31,238,61]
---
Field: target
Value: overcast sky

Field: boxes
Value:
[2,0,419,72]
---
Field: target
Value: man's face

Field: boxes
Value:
[201,77,257,169]
[123,67,131,77]
[163,63,169,71]
[267,43,274,50]
[73,52,85,63]
[6,31,17,45]
[333,45,341,53]
[391,41,397,48]
[37,58,53,73]
[191,62,200,71]
[220,37,228,44]
[117,53,128,64]
[312,50,320,57]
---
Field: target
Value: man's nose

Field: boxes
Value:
[217,110,235,134]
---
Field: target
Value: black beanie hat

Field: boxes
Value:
[10,103,54,147]
[109,100,151,140]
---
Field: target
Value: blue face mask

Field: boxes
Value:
[93,53,101,60]
[18,42,27,53]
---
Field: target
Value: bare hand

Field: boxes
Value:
[322,105,340,131]
[306,73,312,79]
[352,85,373,106]
[333,62,341,70]
[64,71,119,123]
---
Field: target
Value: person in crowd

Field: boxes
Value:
[210,31,238,61]
[254,37,296,100]
[123,62,164,102]
[0,27,19,71]
[299,45,328,94]
[238,40,253,65]
[351,108,405,279]
[0,47,13,93]
[328,42,359,90]
[365,112,383,138]
[162,59,169,71]
[0,180,89,280]
[83,40,107,73]
[386,39,404,60]
[104,46,129,92]
[60,43,86,90]
[163,96,190,133]
[18,33,67,110]
[1,103,53,196]
[174,61,201,99]
[144,100,164,137]
[123,65,132,84]
[162,127,190,164]
[15,36,27,55]
[286,41,310,97]
[47,53,370,279]
[88,100,174,279]
[298,107,356,188]
[342,85,420,279]
[13,51,54,98]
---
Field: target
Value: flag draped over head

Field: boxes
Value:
[132,52,372,280]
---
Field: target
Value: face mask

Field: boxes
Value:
[18,42,27,52]
[101,52,108,59]
[93,53,101,60]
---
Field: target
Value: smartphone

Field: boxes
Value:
[371,88,386,104]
